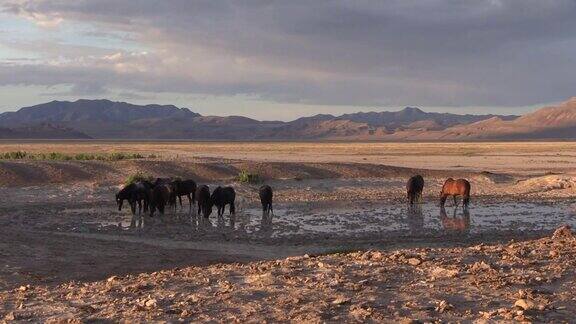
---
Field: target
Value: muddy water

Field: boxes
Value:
[2,183,574,245]
[54,199,576,245]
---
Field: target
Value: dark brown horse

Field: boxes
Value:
[149,184,173,216]
[210,186,236,217]
[172,179,197,212]
[440,178,471,207]
[259,185,273,215]
[196,185,212,218]
[406,175,424,205]
[116,181,153,215]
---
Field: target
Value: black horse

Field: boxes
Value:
[149,183,173,217]
[259,185,273,215]
[172,179,197,212]
[406,175,424,205]
[210,186,236,217]
[196,185,212,218]
[116,181,153,215]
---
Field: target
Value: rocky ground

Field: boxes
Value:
[1,226,575,322]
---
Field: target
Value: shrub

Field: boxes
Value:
[236,170,262,184]
[0,151,153,161]
[125,171,153,185]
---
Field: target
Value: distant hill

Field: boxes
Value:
[0,123,91,139]
[391,97,576,140]
[6,97,576,140]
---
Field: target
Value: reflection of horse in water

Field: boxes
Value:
[406,205,424,235]
[259,213,274,238]
[440,206,470,234]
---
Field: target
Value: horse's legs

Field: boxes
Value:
[453,195,458,207]
[188,194,192,213]
[440,194,447,207]
[130,200,136,215]
[230,202,235,215]
[463,195,470,208]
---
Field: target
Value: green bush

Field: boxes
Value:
[125,172,153,185]
[236,170,262,184]
[0,151,153,161]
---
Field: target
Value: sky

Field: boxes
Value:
[0,1,575,121]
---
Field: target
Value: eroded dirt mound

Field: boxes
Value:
[2,227,574,322]
[515,174,576,193]
[0,159,467,187]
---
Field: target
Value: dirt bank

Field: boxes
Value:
[2,227,574,322]
[0,158,472,187]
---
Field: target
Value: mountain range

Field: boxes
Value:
[0,97,574,140]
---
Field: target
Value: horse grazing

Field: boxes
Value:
[196,185,212,218]
[440,178,471,207]
[172,179,197,212]
[116,181,152,215]
[406,175,424,205]
[259,185,273,215]
[149,184,173,216]
[210,186,236,217]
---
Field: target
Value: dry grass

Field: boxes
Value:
[0,141,575,174]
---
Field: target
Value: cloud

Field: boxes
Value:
[1,0,576,108]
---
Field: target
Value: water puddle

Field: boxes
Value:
[61,200,576,242]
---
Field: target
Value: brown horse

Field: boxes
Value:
[440,178,471,207]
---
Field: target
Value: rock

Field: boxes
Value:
[514,299,535,310]
[429,266,458,279]
[145,298,158,308]
[332,297,350,305]
[435,300,453,313]
[107,276,118,283]
[470,261,493,273]
[371,251,384,261]
[4,312,15,321]
[17,285,30,292]
[549,250,559,257]
[552,225,573,240]
[407,258,422,266]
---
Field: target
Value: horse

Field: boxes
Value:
[196,185,212,218]
[172,179,197,212]
[210,186,236,217]
[116,181,152,215]
[149,183,173,217]
[154,177,173,187]
[259,185,273,215]
[406,175,424,205]
[440,178,471,207]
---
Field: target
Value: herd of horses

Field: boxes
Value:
[115,174,469,223]
[115,177,274,220]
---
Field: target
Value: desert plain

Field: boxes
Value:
[1,141,576,322]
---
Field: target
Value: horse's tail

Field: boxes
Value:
[230,202,236,215]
